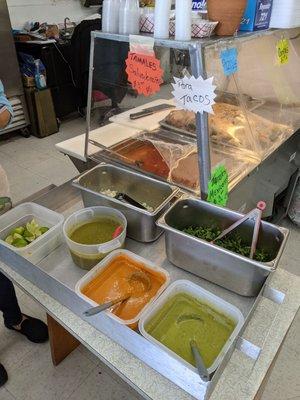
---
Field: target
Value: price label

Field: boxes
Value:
[207,165,229,207]
[220,48,238,76]
[125,52,163,97]
[277,39,289,66]
[171,75,217,114]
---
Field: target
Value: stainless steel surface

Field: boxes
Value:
[0,183,292,400]
[189,43,211,198]
[158,197,289,297]
[190,340,210,382]
[91,30,278,51]
[84,295,129,316]
[73,163,179,242]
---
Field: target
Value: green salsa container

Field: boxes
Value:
[139,280,244,375]
[63,206,127,270]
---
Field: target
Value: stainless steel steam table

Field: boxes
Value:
[0,182,299,400]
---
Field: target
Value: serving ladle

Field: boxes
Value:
[177,314,209,381]
[190,340,210,382]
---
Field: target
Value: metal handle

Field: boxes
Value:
[190,340,210,382]
[83,295,129,317]
[130,110,154,120]
[98,237,123,254]
[115,193,147,210]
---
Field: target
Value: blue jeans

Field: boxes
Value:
[0,272,22,326]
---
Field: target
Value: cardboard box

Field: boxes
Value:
[240,0,273,31]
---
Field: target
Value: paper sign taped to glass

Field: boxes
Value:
[126,51,164,97]
[171,75,217,114]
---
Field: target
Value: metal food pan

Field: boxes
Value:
[157,197,289,297]
[73,163,179,243]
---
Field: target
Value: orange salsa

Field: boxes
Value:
[82,254,167,329]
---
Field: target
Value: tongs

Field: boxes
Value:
[212,201,266,259]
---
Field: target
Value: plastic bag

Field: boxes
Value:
[288,178,300,226]
[0,165,10,197]
[0,164,12,215]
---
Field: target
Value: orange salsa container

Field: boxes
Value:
[75,250,170,330]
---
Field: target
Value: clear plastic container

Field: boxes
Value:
[0,202,64,264]
[63,206,127,270]
[139,280,244,375]
[75,249,170,329]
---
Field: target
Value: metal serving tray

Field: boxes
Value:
[157,197,289,297]
[73,163,179,243]
[0,183,296,400]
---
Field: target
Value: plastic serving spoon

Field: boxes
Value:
[190,340,210,382]
[83,294,130,317]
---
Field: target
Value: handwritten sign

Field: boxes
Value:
[277,39,289,66]
[207,165,229,207]
[171,76,217,114]
[220,48,238,76]
[125,52,163,97]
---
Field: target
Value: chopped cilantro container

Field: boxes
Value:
[157,197,289,296]
[0,202,64,264]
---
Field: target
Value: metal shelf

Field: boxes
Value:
[92,29,278,50]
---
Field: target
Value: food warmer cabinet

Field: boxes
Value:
[84,28,300,221]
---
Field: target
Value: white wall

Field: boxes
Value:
[7,0,96,29]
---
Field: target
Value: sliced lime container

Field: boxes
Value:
[0,202,64,264]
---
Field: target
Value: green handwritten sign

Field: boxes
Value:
[277,39,289,66]
[207,165,229,206]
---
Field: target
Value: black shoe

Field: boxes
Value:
[0,364,8,387]
[5,315,48,344]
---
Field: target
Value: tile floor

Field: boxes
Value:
[0,118,299,400]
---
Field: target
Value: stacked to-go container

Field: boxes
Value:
[270,0,300,28]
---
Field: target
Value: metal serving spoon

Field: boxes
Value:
[190,340,210,382]
[83,294,130,317]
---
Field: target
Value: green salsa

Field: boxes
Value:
[145,293,236,369]
[68,218,122,270]
[69,218,119,245]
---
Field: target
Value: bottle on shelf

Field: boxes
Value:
[154,0,172,39]
[175,0,192,41]
[102,0,120,34]
[119,0,140,35]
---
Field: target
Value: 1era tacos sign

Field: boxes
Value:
[126,52,163,96]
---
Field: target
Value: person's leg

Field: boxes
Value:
[0,272,48,343]
[0,272,22,327]
[0,273,16,387]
